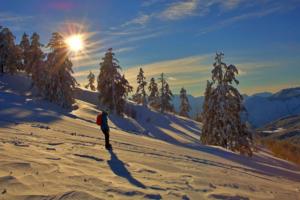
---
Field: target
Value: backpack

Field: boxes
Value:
[96,113,102,126]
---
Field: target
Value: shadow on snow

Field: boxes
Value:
[107,149,146,189]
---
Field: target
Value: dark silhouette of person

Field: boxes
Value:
[101,110,112,150]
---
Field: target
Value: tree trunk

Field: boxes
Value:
[0,63,3,74]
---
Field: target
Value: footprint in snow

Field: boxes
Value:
[73,154,104,162]
[209,194,249,200]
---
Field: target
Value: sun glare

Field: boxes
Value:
[66,34,84,52]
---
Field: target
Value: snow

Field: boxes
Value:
[262,128,286,134]
[1,73,300,200]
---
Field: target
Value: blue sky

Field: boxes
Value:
[1,0,300,96]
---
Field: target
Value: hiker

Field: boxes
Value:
[97,110,112,150]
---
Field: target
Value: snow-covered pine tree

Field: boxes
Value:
[158,73,166,113]
[116,74,133,113]
[19,33,31,72]
[97,48,132,114]
[44,32,76,108]
[158,73,174,113]
[85,71,96,91]
[29,33,46,92]
[0,27,22,74]
[164,83,174,112]
[148,77,160,109]
[201,53,253,156]
[179,87,191,117]
[133,67,147,105]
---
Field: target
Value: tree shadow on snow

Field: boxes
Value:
[109,104,201,146]
[107,149,146,189]
[0,91,67,127]
[109,104,300,183]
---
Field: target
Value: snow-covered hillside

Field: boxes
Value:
[75,88,201,146]
[258,115,300,145]
[1,73,300,200]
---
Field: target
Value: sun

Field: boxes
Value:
[65,34,84,52]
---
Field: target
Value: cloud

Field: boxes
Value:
[159,0,198,20]
[142,0,165,7]
[198,4,290,34]
[123,54,212,92]
[114,47,137,53]
[72,46,136,69]
[122,14,152,26]
[124,54,212,78]
[0,12,34,32]
[0,12,33,23]
[168,76,177,81]
[221,0,244,10]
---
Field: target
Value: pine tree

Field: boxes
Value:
[29,32,46,91]
[19,33,31,72]
[158,73,173,113]
[164,83,174,112]
[179,87,191,117]
[85,71,96,91]
[44,32,76,108]
[201,53,253,156]
[148,77,160,109]
[133,67,147,105]
[97,48,132,114]
[0,27,22,74]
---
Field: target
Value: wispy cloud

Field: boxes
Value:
[122,14,152,26]
[118,0,249,32]
[114,46,137,54]
[142,0,165,7]
[159,0,198,20]
[123,54,212,92]
[0,12,33,23]
[221,0,244,10]
[198,6,282,34]
[0,12,34,32]
[125,54,212,78]
[72,46,136,69]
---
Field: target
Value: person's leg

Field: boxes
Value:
[102,129,111,149]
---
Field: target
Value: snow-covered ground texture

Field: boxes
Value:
[1,73,300,200]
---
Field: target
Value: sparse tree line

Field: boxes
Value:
[0,26,253,155]
[86,55,191,117]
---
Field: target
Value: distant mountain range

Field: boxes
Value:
[173,87,300,128]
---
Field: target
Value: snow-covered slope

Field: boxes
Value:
[74,88,201,146]
[258,115,300,146]
[1,73,300,200]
